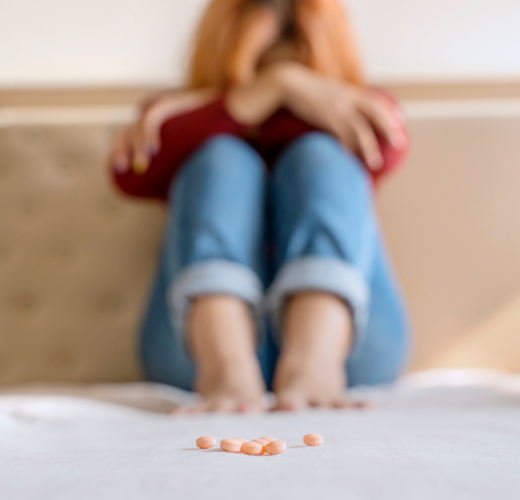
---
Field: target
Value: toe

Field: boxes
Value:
[170,403,204,415]
[333,398,372,409]
[309,396,337,408]
[209,397,237,413]
[274,392,308,411]
[236,400,263,414]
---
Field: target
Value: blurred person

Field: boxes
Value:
[109,0,410,413]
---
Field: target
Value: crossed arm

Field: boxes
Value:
[109,62,407,188]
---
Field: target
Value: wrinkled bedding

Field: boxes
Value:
[1,370,519,500]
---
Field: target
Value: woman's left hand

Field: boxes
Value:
[276,63,407,171]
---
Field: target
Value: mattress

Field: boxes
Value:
[1,370,519,500]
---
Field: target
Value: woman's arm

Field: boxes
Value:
[110,66,290,176]
[227,62,407,171]
[111,61,405,175]
[110,95,250,200]
[109,62,407,199]
[109,68,292,199]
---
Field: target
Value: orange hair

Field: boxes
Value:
[188,0,364,89]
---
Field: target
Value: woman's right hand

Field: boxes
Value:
[277,64,407,171]
[109,89,217,174]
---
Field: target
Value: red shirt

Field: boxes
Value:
[112,96,408,201]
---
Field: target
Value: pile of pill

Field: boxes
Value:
[196,433,323,455]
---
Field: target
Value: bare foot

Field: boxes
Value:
[273,354,367,410]
[172,295,267,414]
[273,292,367,411]
[179,362,266,414]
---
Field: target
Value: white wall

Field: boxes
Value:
[1,0,520,87]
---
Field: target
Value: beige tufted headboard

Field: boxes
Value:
[1,95,520,386]
[0,123,165,384]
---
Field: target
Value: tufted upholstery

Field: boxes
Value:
[0,124,165,384]
[1,107,520,386]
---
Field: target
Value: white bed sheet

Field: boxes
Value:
[1,370,519,500]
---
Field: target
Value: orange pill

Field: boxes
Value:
[220,438,243,453]
[242,441,264,455]
[233,437,248,444]
[252,438,269,447]
[260,436,277,443]
[264,440,287,455]
[196,436,217,449]
[303,433,324,446]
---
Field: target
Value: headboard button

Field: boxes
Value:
[58,153,82,175]
[22,128,49,144]
[49,346,75,369]
[10,293,39,313]
[50,242,77,263]
[97,294,125,314]
[20,198,41,217]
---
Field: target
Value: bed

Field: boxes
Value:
[1,369,519,500]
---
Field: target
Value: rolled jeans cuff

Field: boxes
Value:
[168,260,264,340]
[264,256,370,354]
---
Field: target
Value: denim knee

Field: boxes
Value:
[164,132,268,271]
[167,133,267,205]
[276,132,372,200]
[272,132,375,264]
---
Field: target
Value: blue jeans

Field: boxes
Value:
[140,132,410,391]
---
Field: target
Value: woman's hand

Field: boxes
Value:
[109,89,217,174]
[277,64,407,170]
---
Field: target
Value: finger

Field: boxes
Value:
[142,108,163,157]
[325,116,357,152]
[358,97,405,148]
[358,98,399,145]
[349,115,383,171]
[109,129,131,173]
[130,125,150,174]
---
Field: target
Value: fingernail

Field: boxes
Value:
[146,144,159,157]
[112,158,128,173]
[132,159,148,174]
